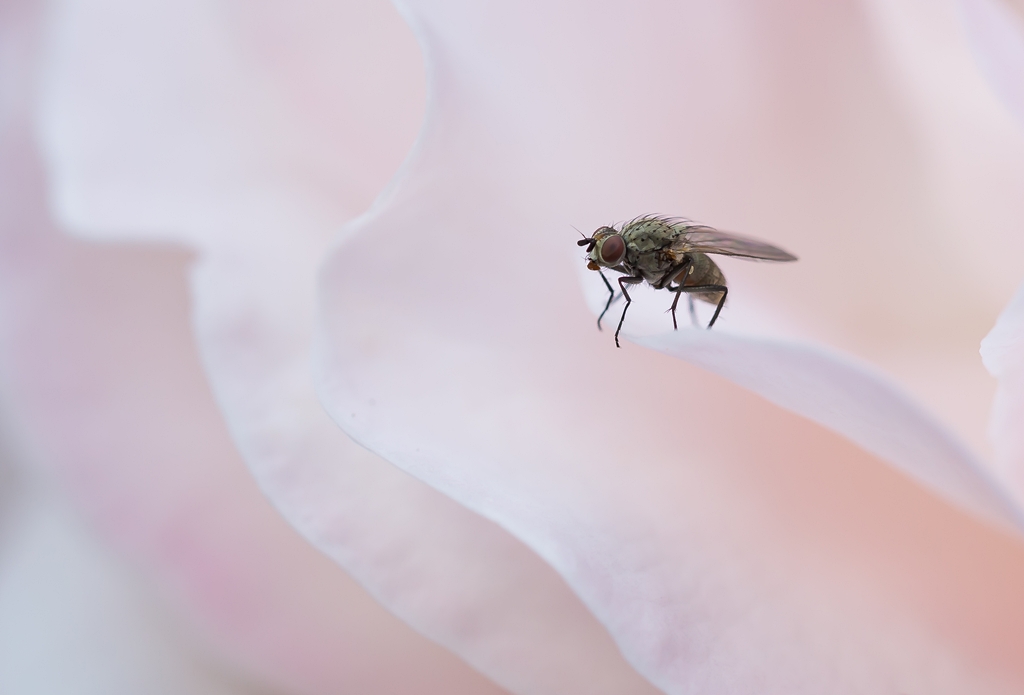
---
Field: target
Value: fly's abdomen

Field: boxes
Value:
[684,253,726,305]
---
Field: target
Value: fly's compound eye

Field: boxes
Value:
[598,234,625,265]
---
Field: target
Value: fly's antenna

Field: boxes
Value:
[573,226,597,252]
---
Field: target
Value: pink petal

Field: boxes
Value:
[185,244,661,695]
[0,131,511,694]
[38,0,424,245]
[859,0,1024,461]
[639,330,1021,529]
[0,481,261,695]
[316,0,1024,691]
[34,1,658,692]
[319,200,1024,693]
[3,6,512,690]
[958,0,1024,125]
[982,281,1024,499]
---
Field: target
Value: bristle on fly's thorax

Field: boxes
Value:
[620,217,684,283]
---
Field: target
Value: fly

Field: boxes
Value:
[578,215,797,347]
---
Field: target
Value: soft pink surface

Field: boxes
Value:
[0,476,272,695]
[313,1,1024,692]
[39,0,418,244]
[30,0,1024,692]
[958,0,1024,511]
[958,0,1024,124]
[983,283,1024,502]
[0,133,513,694]
[34,1,660,693]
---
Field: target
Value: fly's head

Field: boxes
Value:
[577,226,626,270]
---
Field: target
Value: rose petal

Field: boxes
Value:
[958,0,1024,125]
[319,190,1024,693]
[0,130,516,694]
[186,244,662,695]
[316,0,1024,690]
[38,0,424,246]
[34,1,660,692]
[981,281,1024,499]
[638,330,1022,530]
[858,0,1024,461]
[3,8,519,688]
[0,480,261,695]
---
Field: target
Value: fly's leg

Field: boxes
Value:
[667,284,728,329]
[687,296,697,326]
[665,259,693,330]
[596,270,618,331]
[706,285,728,328]
[614,275,644,348]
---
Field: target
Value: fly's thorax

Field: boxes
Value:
[621,218,679,256]
[622,219,680,282]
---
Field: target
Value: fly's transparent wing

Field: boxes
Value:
[673,226,798,261]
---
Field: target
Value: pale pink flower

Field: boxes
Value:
[4,0,1024,693]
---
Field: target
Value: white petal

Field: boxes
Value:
[639,330,1022,530]
[37,0,423,246]
[0,481,263,695]
[315,0,1024,691]
[0,132,510,694]
[33,1,657,692]
[958,0,1024,125]
[982,281,1024,498]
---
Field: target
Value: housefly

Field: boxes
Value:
[578,215,797,347]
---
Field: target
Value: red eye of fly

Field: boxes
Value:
[599,235,625,264]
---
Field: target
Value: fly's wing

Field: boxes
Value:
[672,225,798,261]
